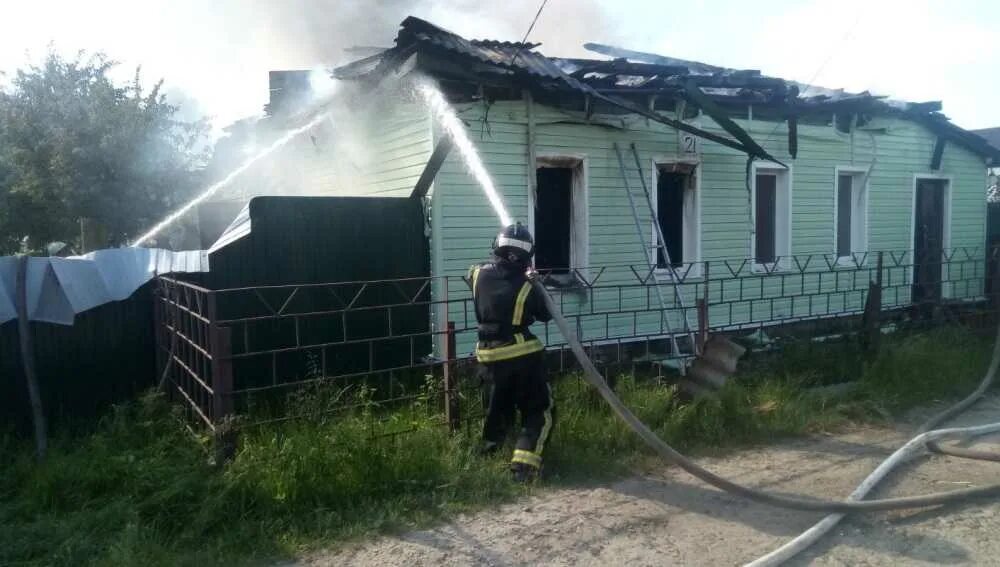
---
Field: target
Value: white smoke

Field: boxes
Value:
[143,1,627,247]
[236,0,624,69]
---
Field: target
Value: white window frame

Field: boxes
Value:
[650,157,702,279]
[833,166,870,266]
[528,154,590,278]
[750,161,793,272]
[910,173,953,297]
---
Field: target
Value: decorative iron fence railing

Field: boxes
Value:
[154,246,997,450]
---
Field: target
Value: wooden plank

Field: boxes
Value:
[16,256,47,460]
[525,89,538,214]
[931,136,946,171]
[681,80,778,164]
[788,115,798,159]
[410,137,454,198]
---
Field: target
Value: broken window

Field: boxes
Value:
[835,170,868,261]
[656,171,685,267]
[533,157,588,279]
[656,168,694,268]
[753,166,791,268]
[534,167,573,273]
[755,173,777,263]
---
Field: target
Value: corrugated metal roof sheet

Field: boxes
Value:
[398,16,593,92]
[973,127,1000,152]
[0,248,208,326]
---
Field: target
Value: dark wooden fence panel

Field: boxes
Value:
[1,283,156,432]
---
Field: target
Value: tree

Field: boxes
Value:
[0,51,209,253]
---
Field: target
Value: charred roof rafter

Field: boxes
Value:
[335,16,1000,163]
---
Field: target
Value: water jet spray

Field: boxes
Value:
[131,112,332,248]
[415,78,513,227]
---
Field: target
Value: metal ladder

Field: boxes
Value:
[613,142,698,368]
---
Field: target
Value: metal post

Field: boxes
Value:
[862,252,883,356]
[525,90,538,207]
[992,246,1000,311]
[703,260,711,348]
[696,298,708,355]
[157,278,180,392]
[992,246,1000,322]
[15,255,47,460]
[152,279,165,388]
[443,321,460,432]
[207,291,236,463]
[876,251,884,289]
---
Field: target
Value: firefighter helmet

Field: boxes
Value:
[492,222,534,262]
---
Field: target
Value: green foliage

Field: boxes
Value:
[0,51,208,252]
[0,326,993,565]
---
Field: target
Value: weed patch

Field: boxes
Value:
[1,325,993,565]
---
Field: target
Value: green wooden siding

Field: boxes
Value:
[207,102,432,202]
[429,100,988,356]
[359,102,434,196]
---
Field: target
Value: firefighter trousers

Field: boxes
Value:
[481,350,554,470]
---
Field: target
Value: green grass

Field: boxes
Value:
[1,325,994,566]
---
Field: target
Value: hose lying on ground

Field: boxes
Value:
[744,317,1000,566]
[927,441,1000,462]
[535,279,1000,514]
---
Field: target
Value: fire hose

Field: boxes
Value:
[534,278,1000,517]
[927,441,1000,463]
[746,312,1000,566]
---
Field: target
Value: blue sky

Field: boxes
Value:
[1,0,997,131]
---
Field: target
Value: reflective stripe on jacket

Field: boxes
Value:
[469,261,551,363]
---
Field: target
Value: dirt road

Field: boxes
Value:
[302,397,1000,566]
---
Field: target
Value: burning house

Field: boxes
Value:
[298,16,993,358]
[18,14,997,431]
[197,15,999,365]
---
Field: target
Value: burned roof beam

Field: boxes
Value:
[411,137,454,198]
[788,115,798,159]
[593,89,779,106]
[788,97,883,113]
[660,75,786,90]
[903,101,943,114]
[913,114,1000,164]
[586,75,786,91]
[681,80,782,164]
[592,91,759,157]
[583,43,729,75]
[930,136,946,171]
[568,59,691,78]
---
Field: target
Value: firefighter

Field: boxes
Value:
[469,222,554,483]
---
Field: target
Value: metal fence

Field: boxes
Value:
[154,277,232,431]
[154,246,996,447]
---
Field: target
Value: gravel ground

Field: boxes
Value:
[299,396,1000,566]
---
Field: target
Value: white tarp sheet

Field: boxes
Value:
[0,248,208,326]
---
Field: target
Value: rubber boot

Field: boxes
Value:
[511,462,540,484]
[479,440,500,457]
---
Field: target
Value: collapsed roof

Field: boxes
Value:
[336,16,1000,164]
[972,127,1000,154]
